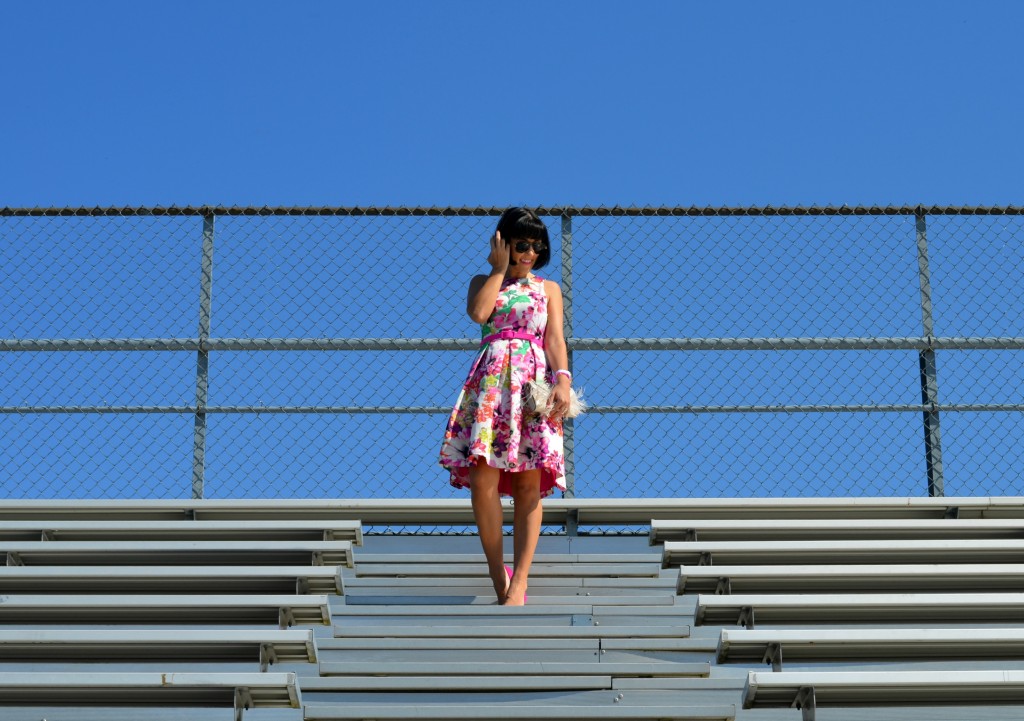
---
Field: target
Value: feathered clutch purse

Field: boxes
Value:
[525,377,588,419]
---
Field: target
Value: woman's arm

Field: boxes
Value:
[543,280,571,385]
[466,232,510,323]
[544,280,573,418]
[466,271,506,324]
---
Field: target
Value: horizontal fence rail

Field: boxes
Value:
[6,336,1024,351]
[3,205,1024,503]
[5,405,1024,415]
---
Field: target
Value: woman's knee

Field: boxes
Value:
[469,456,497,478]
[469,457,500,492]
[510,470,542,498]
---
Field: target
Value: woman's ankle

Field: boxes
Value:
[490,564,510,603]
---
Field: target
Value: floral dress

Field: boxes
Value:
[438,273,566,498]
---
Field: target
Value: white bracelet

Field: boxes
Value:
[554,369,573,381]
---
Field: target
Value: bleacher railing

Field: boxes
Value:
[3,206,1023,499]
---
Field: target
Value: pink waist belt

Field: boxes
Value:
[480,329,545,349]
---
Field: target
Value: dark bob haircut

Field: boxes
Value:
[496,207,551,271]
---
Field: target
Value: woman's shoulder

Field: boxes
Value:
[540,277,562,295]
[468,273,492,290]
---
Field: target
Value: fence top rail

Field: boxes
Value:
[3,204,1024,217]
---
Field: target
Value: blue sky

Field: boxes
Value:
[3,2,1023,501]
[3,0,1023,207]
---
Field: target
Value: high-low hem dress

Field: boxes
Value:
[438,273,567,499]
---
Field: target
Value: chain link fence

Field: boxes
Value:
[3,206,1024,501]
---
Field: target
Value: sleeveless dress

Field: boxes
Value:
[438,273,567,498]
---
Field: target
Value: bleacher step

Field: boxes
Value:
[340,593,676,606]
[316,661,710,677]
[0,564,343,594]
[302,702,736,720]
[663,538,1024,567]
[353,562,663,578]
[0,593,330,626]
[2,539,353,567]
[303,674,617,691]
[319,637,709,652]
[650,518,1024,543]
[332,604,690,616]
[0,519,363,543]
[353,553,664,564]
[343,575,678,590]
[677,563,1024,594]
[330,624,693,639]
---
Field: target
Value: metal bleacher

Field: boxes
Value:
[2,497,1024,720]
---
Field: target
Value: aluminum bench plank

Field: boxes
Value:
[353,563,662,578]
[0,629,316,667]
[696,592,1024,627]
[580,615,698,628]
[344,585,676,599]
[0,499,511,523]
[333,603,595,616]
[677,563,1024,594]
[302,675,614,691]
[2,539,353,567]
[331,624,691,639]
[320,648,605,665]
[319,638,709,653]
[0,519,362,544]
[719,628,1024,666]
[332,604,690,617]
[331,608,690,630]
[588,604,692,616]
[304,702,736,720]
[343,576,678,590]
[609,677,744,692]
[322,637,602,651]
[0,594,330,626]
[603,638,712,652]
[563,497,1024,522]
[317,661,709,677]
[341,594,676,606]
[651,518,1024,543]
[353,553,663,564]
[744,670,1024,718]
[0,672,299,721]
[2,496,1019,523]
[319,643,712,659]
[0,564,343,594]
[333,614,582,629]
[663,539,1024,566]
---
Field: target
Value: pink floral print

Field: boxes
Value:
[439,274,566,498]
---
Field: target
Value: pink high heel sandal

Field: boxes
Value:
[504,565,527,603]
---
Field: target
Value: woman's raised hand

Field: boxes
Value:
[487,230,510,273]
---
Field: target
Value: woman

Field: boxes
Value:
[438,207,573,606]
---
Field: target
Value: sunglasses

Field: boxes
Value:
[512,240,547,254]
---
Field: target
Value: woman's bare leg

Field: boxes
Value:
[506,469,542,605]
[469,459,508,603]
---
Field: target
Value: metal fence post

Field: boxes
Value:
[192,211,215,499]
[915,209,945,496]
[560,213,576,502]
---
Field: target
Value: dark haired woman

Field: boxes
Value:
[439,207,573,606]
